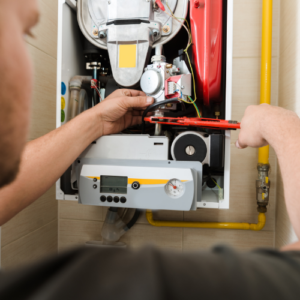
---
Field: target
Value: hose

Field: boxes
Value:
[125,209,141,230]
[142,97,180,134]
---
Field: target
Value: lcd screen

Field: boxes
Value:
[100,176,128,194]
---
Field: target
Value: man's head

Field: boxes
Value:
[0,0,39,188]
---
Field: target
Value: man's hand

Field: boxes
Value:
[91,89,154,137]
[236,104,270,149]
[236,104,298,149]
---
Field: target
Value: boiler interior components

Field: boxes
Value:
[171,132,224,169]
[56,0,233,211]
[190,0,223,107]
[77,0,189,87]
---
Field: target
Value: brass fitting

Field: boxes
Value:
[256,164,270,213]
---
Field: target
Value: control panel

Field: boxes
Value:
[76,159,202,211]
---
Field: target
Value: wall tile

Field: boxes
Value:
[59,219,182,251]
[26,0,58,59]
[27,44,57,141]
[2,186,57,247]
[120,224,182,251]
[1,220,57,269]
[233,0,279,58]
[183,228,273,251]
[59,219,103,251]
[59,200,104,222]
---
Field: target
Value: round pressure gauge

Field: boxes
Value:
[165,179,185,198]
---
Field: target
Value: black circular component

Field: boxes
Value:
[206,177,217,189]
[173,134,207,162]
[132,181,140,190]
[93,178,98,182]
[93,184,97,189]
[107,196,113,203]
[114,196,120,203]
[121,197,127,204]
[100,196,106,202]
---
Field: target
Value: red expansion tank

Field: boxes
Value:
[190,0,223,106]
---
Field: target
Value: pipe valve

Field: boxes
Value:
[256,164,270,213]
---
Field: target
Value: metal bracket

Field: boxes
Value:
[86,62,101,70]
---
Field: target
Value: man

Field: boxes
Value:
[0,0,300,299]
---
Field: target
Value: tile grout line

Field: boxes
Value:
[1,219,57,250]
[26,41,57,61]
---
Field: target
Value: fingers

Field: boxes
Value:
[236,139,247,149]
[106,89,146,100]
[119,96,154,109]
[130,116,143,127]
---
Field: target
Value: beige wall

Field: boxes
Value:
[0,0,58,269]
[58,0,280,252]
[275,0,299,248]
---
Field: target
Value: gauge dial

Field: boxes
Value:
[165,179,185,198]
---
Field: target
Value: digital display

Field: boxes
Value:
[100,176,128,194]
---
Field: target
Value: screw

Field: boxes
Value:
[185,146,196,156]
[162,25,170,33]
[93,184,97,189]
[153,30,159,37]
[93,178,97,182]
[92,28,98,36]
[203,203,206,206]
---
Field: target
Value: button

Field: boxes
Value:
[114,196,120,203]
[121,197,127,204]
[107,196,113,203]
[132,181,140,190]
[93,184,97,189]
[93,178,97,182]
[100,196,106,202]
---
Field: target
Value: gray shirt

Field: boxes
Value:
[0,246,300,299]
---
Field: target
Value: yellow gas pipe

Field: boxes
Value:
[146,0,272,230]
[258,0,273,165]
[146,211,266,231]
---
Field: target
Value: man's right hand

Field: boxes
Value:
[236,104,299,150]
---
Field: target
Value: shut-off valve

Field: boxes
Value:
[256,164,270,213]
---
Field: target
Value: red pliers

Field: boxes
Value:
[144,117,241,130]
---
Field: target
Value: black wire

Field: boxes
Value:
[164,105,196,118]
[126,209,141,230]
[142,97,180,134]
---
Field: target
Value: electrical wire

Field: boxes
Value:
[163,0,200,117]
[91,81,103,102]
[188,96,201,118]
[142,97,180,134]
[212,178,222,190]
